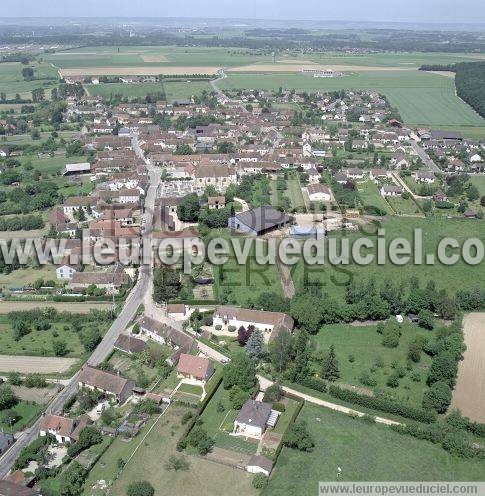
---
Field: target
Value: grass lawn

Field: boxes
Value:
[469,175,485,197]
[264,404,485,496]
[1,130,78,146]
[0,265,58,288]
[357,181,393,214]
[214,254,283,306]
[272,398,300,435]
[103,404,257,496]
[385,196,422,215]
[0,400,42,433]
[311,323,433,406]
[292,216,485,302]
[178,383,203,396]
[286,179,306,211]
[22,153,87,176]
[108,349,165,388]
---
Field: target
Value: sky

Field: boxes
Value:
[1,0,485,25]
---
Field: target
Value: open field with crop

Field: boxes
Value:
[60,66,220,76]
[0,301,112,313]
[0,354,77,373]
[264,404,485,495]
[451,313,485,423]
[312,323,433,405]
[220,71,485,128]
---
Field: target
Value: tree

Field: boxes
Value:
[418,309,435,330]
[223,352,257,392]
[0,384,18,411]
[22,67,34,79]
[381,322,401,348]
[245,329,265,361]
[7,371,22,386]
[12,320,30,341]
[153,267,181,303]
[466,184,479,201]
[59,462,86,496]
[287,330,311,383]
[126,481,155,496]
[269,328,293,373]
[31,88,45,103]
[422,381,452,413]
[290,293,323,334]
[80,327,101,352]
[177,193,200,222]
[237,325,252,346]
[229,385,251,409]
[175,143,192,155]
[283,421,315,451]
[427,351,458,387]
[321,345,340,381]
[53,339,68,357]
[263,383,283,403]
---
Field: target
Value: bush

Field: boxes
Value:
[127,480,155,496]
[359,371,377,387]
[24,374,48,388]
[228,325,236,332]
[0,384,18,411]
[328,384,436,423]
[442,431,476,458]
[252,473,268,489]
[422,381,452,414]
[298,376,327,393]
[215,324,222,331]
[181,411,194,425]
[272,402,286,413]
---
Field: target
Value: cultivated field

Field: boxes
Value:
[451,313,485,423]
[264,404,485,494]
[0,61,58,99]
[60,67,221,76]
[0,355,77,373]
[0,301,112,313]
[220,71,485,128]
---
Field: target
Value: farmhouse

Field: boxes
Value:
[114,334,147,355]
[62,196,99,217]
[139,316,196,363]
[212,306,294,342]
[176,354,214,384]
[370,168,388,181]
[207,196,226,210]
[233,400,273,439]
[78,365,135,403]
[228,206,293,235]
[306,183,332,202]
[39,414,90,444]
[63,162,91,176]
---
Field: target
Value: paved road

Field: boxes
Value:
[0,136,160,479]
[411,141,441,174]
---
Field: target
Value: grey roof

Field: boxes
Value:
[235,400,272,429]
[247,455,274,473]
[232,206,293,233]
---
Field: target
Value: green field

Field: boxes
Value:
[0,400,42,432]
[386,196,422,215]
[312,323,433,405]
[264,404,485,495]
[85,80,212,101]
[292,216,485,301]
[0,62,58,99]
[220,71,485,128]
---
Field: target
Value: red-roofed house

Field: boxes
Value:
[176,354,213,384]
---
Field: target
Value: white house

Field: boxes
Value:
[414,171,435,183]
[233,400,272,439]
[56,263,80,280]
[306,183,332,202]
[212,306,294,343]
[380,185,404,197]
[39,414,89,444]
